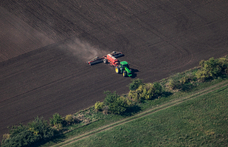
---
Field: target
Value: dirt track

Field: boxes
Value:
[0,0,228,138]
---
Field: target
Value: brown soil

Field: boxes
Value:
[0,0,228,139]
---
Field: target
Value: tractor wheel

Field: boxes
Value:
[103,59,107,64]
[115,67,120,74]
[123,71,127,77]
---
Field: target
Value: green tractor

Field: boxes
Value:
[115,61,132,77]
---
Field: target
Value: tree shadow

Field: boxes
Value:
[32,132,67,147]
[122,105,141,116]
[130,68,139,78]
[161,91,173,97]
[180,83,195,92]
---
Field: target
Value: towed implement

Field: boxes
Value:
[87,51,132,77]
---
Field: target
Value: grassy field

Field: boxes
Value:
[67,84,228,146]
[40,77,228,147]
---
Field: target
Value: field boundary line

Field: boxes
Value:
[52,80,228,147]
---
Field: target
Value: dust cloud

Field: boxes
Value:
[62,38,108,62]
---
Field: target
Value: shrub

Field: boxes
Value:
[2,134,10,141]
[2,129,34,147]
[104,91,131,114]
[128,82,163,100]
[28,117,55,138]
[102,106,109,114]
[55,123,63,131]
[65,114,74,124]
[129,78,143,90]
[76,113,85,122]
[166,79,180,90]
[1,117,55,147]
[94,101,104,111]
[49,113,63,126]
[83,118,91,124]
[103,91,119,106]
[141,82,162,100]
[225,68,228,75]
[153,82,163,96]
[108,97,129,114]
[8,123,27,137]
[195,70,209,82]
[128,90,142,102]
[119,96,134,106]
[179,76,189,84]
[196,57,226,81]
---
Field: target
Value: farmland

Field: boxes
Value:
[0,0,228,140]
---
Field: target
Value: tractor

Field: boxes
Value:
[115,61,132,77]
[87,51,132,77]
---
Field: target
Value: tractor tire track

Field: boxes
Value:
[53,80,228,147]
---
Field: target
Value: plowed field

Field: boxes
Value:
[0,0,228,139]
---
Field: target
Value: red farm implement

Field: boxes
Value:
[87,51,123,66]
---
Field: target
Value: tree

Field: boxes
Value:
[49,113,63,126]
[108,97,128,114]
[196,57,224,81]
[103,91,119,106]
[129,78,143,90]
[103,91,131,114]
[28,117,54,139]
[2,117,54,147]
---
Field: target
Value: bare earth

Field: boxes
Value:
[0,0,228,139]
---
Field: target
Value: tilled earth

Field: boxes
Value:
[0,0,228,139]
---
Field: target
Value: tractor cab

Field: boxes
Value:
[120,61,129,68]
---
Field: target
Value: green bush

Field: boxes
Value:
[195,70,209,82]
[128,90,142,102]
[141,82,162,100]
[128,82,163,100]
[2,134,10,141]
[179,76,189,84]
[108,97,129,114]
[1,117,55,147]
[129,78,143,90]
[94,101,104,111]
[104,91,132,114]
[49,113,63,126]
[166,79,180,90]
[103,91,119,106]
[219,57,228,73]
[153,82,163,96]
[196,57,227,81]
[55,123,63,131]
[119,96,135,106]
[65,114,74,124]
